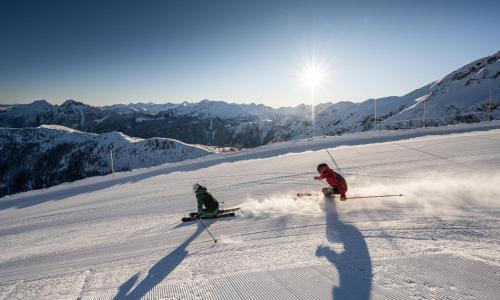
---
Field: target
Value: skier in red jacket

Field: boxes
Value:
[314,163,348,201]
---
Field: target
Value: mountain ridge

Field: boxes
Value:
[0,125,213,197]
[1,51,499,147]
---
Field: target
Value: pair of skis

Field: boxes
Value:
[183,192,403,222]
[182,192,403,221]
[181,207,241,222]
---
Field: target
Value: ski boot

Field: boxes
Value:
[189,212,200,219]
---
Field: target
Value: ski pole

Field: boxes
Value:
[196,218,217,243]
[347,194,403,200]
[325,149,343,175]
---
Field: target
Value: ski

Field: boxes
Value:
[294,192,403,200]
[218,207,241,214]
[182,212,236,223]
[294,192,330,199]
[181,207,240,222]
[347,194,403,200]
[295,192,316,198]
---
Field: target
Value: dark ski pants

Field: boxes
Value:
[322,187,340,196]
[196,198,219,218]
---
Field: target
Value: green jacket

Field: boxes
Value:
[196,187,219,213]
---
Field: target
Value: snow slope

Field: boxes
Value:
[1,123,500,299]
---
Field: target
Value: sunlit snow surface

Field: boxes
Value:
[1,122,500,299]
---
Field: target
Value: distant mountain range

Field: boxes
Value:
[0,125,213,197]
[0,51,499,197]
[1,51,499,148]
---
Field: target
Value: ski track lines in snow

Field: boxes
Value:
[1,126,500,299]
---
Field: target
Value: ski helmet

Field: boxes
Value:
[317,163,328,173]
[192,183,202,193]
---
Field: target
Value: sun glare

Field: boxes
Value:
[302,66,322,88]
[300,62,326,89]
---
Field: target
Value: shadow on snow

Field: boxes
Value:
[113,223,206,300]
[316,199,372,299]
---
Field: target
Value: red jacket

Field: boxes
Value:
[319,166,347,197]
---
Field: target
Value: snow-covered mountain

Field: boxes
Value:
[104,102,178,114]
[0,125,213,197]
[381,51,500,128]
[1,51,498,147]
[107,100,281,118]
[0,99,110,129]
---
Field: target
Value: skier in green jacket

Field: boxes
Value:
[192,183,220,218]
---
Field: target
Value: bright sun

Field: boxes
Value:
[301,63,325,89]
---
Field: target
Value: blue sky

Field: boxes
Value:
[1,0,499,107]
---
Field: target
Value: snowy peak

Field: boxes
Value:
[28,99,54,111]
[199,100,275,118]
[427,51,499,105]
[0,99,109,129]
[3,99,54,114]
[382,51,500,126]
[135,99,278,118]
[104,102,178,114]
[61,99,87,107]
[434,51,499,88]
[105,100,281,118]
